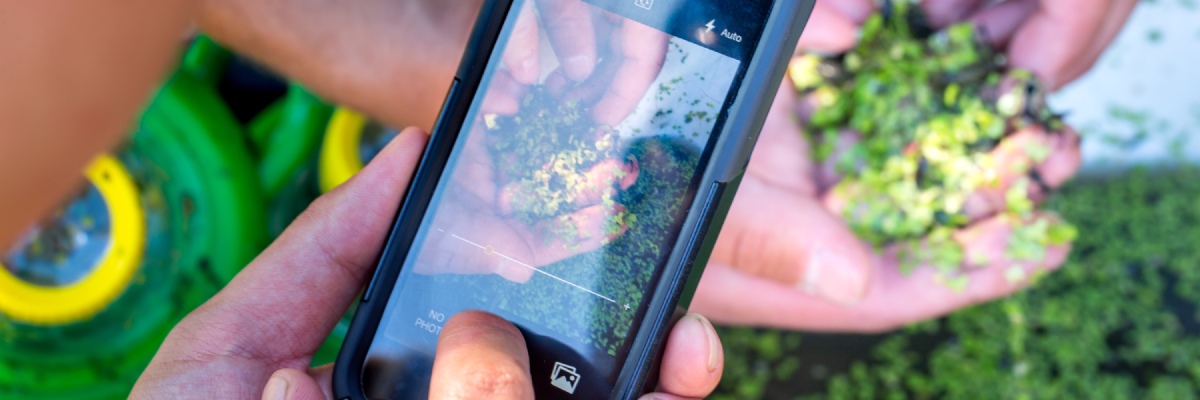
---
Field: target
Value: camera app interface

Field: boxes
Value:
[363,0,771,397]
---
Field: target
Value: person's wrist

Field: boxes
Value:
[194,0,479,130]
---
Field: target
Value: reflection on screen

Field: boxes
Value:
[363,0,745,397]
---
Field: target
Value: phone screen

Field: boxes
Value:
[362,0,773,397]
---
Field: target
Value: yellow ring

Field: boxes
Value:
[0,155,146,325]
[320,108,368,193]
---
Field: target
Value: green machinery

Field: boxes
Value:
[0,37,336,399]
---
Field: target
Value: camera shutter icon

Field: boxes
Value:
[551,362,581,394]
[634,0,654,10]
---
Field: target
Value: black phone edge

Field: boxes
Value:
[611,0,816,397]
[331,1,515,398]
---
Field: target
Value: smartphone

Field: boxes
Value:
[333,0,815,398]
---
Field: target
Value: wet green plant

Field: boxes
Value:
[433,136,698,356]
[793,2,1073,278]
[486,87,633,242]
[715,166,1200,399]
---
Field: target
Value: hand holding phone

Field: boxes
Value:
[129,129,723,399]
[335,1,817,398]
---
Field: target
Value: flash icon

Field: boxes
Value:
[705,20,716,33]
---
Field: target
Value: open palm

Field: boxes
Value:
[691,76,1082,332]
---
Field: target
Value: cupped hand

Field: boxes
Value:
[690,80,1081,332]
[410,117,639,282]
[130,128,722,399]
[413,0,673,282]
[922,0,1137,90]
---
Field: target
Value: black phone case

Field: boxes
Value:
[332,0,816,398]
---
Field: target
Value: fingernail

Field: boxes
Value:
[682,313,722,373]
[800,248,868,306]
[638,394,668,400]
[263,373,288,400]
[565,55,594,81]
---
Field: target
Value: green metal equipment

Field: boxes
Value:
[0,36,336,399]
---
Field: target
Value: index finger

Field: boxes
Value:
[797,1,867,53]
[591,20,668,126]
[503,2,541,85]
[991,0,1113,89]
[536,0,599,82]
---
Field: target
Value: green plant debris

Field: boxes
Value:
[1170,134,1190,160]
[1143,0,1199,9]
[432,137,698,356]
[486,87,632,241]
[1109,105,1151,127]
[711,328,804,400]
[1098,104,1181,152]
[791,3,1073,277]
[1148,29,1165,43]
[715,166,1200,399]
[463,58,721,355]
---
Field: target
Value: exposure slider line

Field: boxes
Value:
[444,231,620,305]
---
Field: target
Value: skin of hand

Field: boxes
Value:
[131,128,724,400]
[409,117,638,282]
[409,4,655,280]
[0,0,196,249]
[196,0,671,132]
[406,0,668,281]
[922,0,1138,90]
[499,0,669,127]
[195,0,485,131]
[0,0,495,251]
[423,310,723,400]
[690,4,1085,330]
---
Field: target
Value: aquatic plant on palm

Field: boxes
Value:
[485,87,638,243]
[791,2,1075,284]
